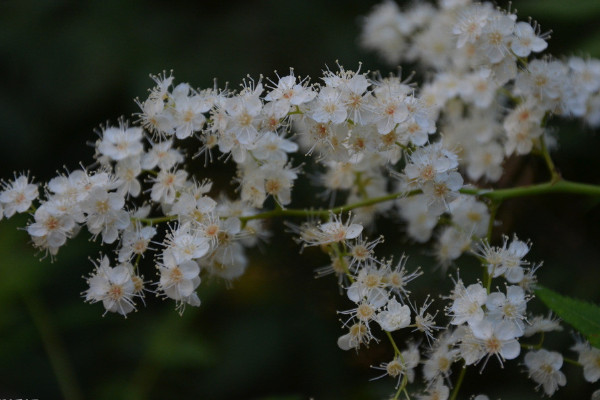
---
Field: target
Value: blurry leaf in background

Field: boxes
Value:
[535,285,600,349]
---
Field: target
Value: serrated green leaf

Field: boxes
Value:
[535,285,600,348]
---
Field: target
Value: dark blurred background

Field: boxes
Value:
[1,1,600,399]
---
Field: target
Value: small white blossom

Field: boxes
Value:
[572,340,600,383]
[0,175,39,218]
[524,349,566,396]
[84,256,137,317]
[157,251,201,309]
[151,169,188,204]
[27,204,76,249]
[376,297,411,332]
[448,283,487,326]
[97,125,144,161]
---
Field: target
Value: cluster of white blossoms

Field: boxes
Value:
[297,209,571,398]
[2,0,600,398]
[362,0,600,183]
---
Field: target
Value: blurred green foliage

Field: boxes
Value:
[535,286,600,349]
[1,1,600,399]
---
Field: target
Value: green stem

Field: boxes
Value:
[449,365,467,400]
[142,169,159,177]
[384,332,410,400]
[563,357,582,367]
[239,179,600,224]
[132,215,178,225]
[460,179,600,201]
[386,331,401,356]
[22,293,83,400]
[240,191,413,222]
[539,134,560,182]
[520,332,546,351]
[131,179,600,227]
[484,200,500,294]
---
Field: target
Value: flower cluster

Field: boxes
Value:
[1,0,600,398]
[362,0,600,184]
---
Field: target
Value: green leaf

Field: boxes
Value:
[535,285,600,348]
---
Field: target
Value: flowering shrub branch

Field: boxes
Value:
[2,0,600,399]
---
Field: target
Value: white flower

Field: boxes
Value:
[372,343,420,387]
[371,89,409,134]
[523,313,562,337]
[157,252,201,307]
[265,71,316,105]
[337,322,373,351]
[383,256,422,299]
[27,204,76,249]
[503,237,531,283]
[164,222,210,264]
[310,86,347,124]
[514,59,567,105]
[141,139,184,171]
[466,141,504,182]
[524,349,566,396]
[572,341,600,383]
[473,235,530,281]
[97,125,144,161]
[423,340,459,382]
[511,21,548,58]
[397,95,436,146]
[469,319,521,368]
[376,297,411,332]
[84,256,136,316]
[172,89,208,139]
[448,283,487,326]
[360,1,407,64]
[480,13,514,63]
[417,378,449,400]
[346,234,382,272]
[460,68,498,109]
[569,57,600,94]
[240,172,266,208]
[151,169,188,204]
[201,239,248,281]
[224,86,263,145]
[485,285,528,336]
[47,169,110,204]
[449,196,490,238]
[259,161,298,206]
[118,223,157,263]
[457,326,486,365]
[434,226,472,268]
[453,4,491,48]
[0,175,39,218]
[253,132,298,162]
[404,143,459,185]
[421,171,464,213]
[397,195,441,243]
[115,157,142,197]
[346,264,388,307]
[82,188,130,244]
[300,214,363,246]
[412,296,441,342]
